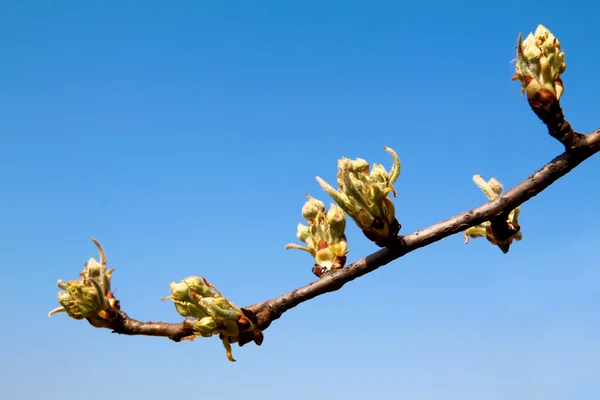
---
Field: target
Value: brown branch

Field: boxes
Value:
[64,125,600,344]
[246,127,600,330]
[529,92,586,150]
[106,311,196,341]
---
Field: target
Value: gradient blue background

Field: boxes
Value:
[1,1,599,399]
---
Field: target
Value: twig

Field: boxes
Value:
[247,128,600,330]
[93,127,599,337]
[107,311,196,341]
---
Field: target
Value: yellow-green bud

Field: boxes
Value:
[316,146,401,247]
[48,238,118,324]
[464,175,523,253]
[301,195,325,220]
[296,223,310,243]
[163,277,262,362]
[286,196,349,277]
[327,204,346,239]
[194,317,217,337]
[513,25,566,103]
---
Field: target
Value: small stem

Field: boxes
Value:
[529,96,585,150]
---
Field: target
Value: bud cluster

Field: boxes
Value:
[316,146,401,247]
[464,175,523,253]
[48,238,119,328]
[162,276,263,362]
[285,195,348,277]
[513,24,566,108]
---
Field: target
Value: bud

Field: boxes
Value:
[296,223,310,242]
[286,196,348,277]
[487,178,503,197]
[327,204,346,239]
[316,146,401,247]
[162,276,263,362]
[464,175,523,253]
[48,238,119,327]
[201,297,240,320]
[513,25,566,107]
[166,277,215,319]
[194,317,217,337]
[301,195,325,220]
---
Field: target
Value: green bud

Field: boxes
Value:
[488,178,503,197]
[49,238,118,324]
[201,297,240,320]
[162,276,262,362]
[164,277,216,319]
[327,204,346,240]
[472,174,497,201]
[286,196,349,277]
[301,195,325,220]
[384,146,401,186]
[316,146,402,247]
[370,164,388,184]
[464,175,523,253]
[56,281,101,319]
[171,276,216,300]
[296,223,311,243]
[194,317,217,337]
[170,298,210,319]
[164,277,224,319]
[347,158,370,174]
[513,25,566,104]
[357,209,375,229]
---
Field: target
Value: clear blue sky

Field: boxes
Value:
[1,1,599,399]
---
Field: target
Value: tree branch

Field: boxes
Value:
[93,127,599,340]
[47,25,600,365]
[247,128,600,330]
[529,92,586,150]
[107,311,196,341]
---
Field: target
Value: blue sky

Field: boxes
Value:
[1,1,600,399]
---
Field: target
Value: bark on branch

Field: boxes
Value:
[107,311,197,341]
[91,126,599,339]
[51,80,600,355]
[247,127,600,329]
